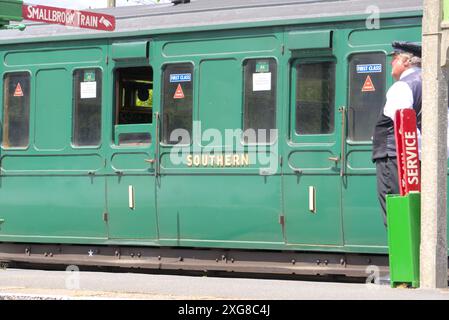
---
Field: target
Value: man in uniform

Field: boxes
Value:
[372,41,422,227]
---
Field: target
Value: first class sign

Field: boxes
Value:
[22,4,116,31]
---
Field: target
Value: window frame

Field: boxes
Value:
[71,67,103,149]
[112,65,154,148]
[114,66,154,126]
[115,123,152,146]
[160,62,194,147]
[346,51,387,145]
[290,57,337,143]
[241,57,278,146]
[2,71,32,150]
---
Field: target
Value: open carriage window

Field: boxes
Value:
[114,66,153,145]
[115,67,153,125]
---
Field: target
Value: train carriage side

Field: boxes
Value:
[0,37,164,244]
[151,16,425,254]
[153,27,285,250]
[0,40,112,243]
[0,3,446,267]
[329,18,423,252]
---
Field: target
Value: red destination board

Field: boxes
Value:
[22,4,115,31]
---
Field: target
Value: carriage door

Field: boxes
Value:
[283,57,343,246]
[342,52,388,246]
[106,41,158,240]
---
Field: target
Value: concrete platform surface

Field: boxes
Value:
[0,268,449,300]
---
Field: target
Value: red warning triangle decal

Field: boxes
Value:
[362,75,375,92]
[14,83,24,97]
[173,84,185,99]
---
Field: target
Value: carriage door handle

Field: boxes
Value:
[328,156,339,163]
[339,106,347,177]
[155,112,160,177]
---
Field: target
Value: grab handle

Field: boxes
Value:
[339,106,347,177]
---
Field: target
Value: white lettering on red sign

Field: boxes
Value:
[404,131,419,186]
[394,108,420,196]
[22,5,115,32]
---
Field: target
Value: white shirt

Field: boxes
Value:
[383,67,449,159]
[383,67,420,120]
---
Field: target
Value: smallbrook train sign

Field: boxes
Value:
[22,4,115,31]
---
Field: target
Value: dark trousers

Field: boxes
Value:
[375,157,399,227]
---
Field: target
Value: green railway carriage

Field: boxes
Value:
[0,0,435,275]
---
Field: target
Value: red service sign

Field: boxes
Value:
[394,109,420,196]
[22,4,115,31]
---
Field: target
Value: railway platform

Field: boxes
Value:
[0,268,448,300]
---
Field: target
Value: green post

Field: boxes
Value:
[444,0,449,22]
[0,0,23,30]
[386,192,421,288]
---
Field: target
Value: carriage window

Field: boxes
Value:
[114,67,153,145]
[348,53,386,142]
[115,67,153,125]
[243,59,277,144]
[295,62,335,135]
[162,63,193,145]
[2,72,30,148]
[73,69,102,146]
